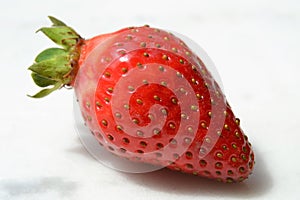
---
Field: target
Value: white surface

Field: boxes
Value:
[0,0,300,199]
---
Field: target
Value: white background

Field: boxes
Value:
[0,0,300,199]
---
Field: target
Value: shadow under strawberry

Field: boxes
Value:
[67,135,271,197]
[120,148,272,198]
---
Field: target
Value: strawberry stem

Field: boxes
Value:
[28,16,83,98]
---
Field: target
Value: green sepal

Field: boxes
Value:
[37,26,79,50]
[31,72,58,87]
[29,53,71,80]
[35,48,67,62]
[27,82,62,98]
[28,16,82,98]
[48,16,66,26]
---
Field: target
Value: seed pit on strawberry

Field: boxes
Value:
[156,143,164,149]
[136,130,144,137]
[85,101,91,109]
[115,112,122,119]
[180,113,187,119]
[199,147,207,155]
[142,79,149,85]
[185,151,193,159]
[143,52,149,57]
[136,62,144,69]
[168,122,176,130]
[104,97,110,104]
[235,131,241,139]
[160,81,167,86]
[155,152,162,158]
[125,35,133,40]
[152,128,161,136]
[226,177,234,183]
[121,67,128,74]
[106,87,113,94]
[241,154,247,161]
[107,134,114,141]
[186,163,194,169]
[153,95,160,101]
[160,108,168,116]
[123,104,130,110]
[227,170,234,175]
[132,118,140,124]
[95,131,102,139]
[183,137,192,145]
[216,171,222,176]
[136,150,144,154]
[169,138,177,146]
[239,167,245,173]
[108,146,115,151]
[119,148,127,153]
[115,125,123,132]
[204,137,211,144]
[231,143,238,149]
[158,65,165,72]
[190,105,198,111]
[196,93,204,100]
[28,16,255,182]
[136,98,143,105]
[147,114,154,121]
[139,141,147,147]
[171,97,178,104]
[191,78,199,85]
[187,126,194,133]
[162,54,169,61]
[215,162,223,169]
[172,153,179,160]
[204,171,211,176]
[101,119,108,127]
[118,50,126,56]
[199,159,207,167]
[104,71,111,78]
[201,122,208,129]
[127,85,135,92]
[87,116,92,122]
[122,137,130,144]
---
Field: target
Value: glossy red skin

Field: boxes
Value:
[74,26,254,182]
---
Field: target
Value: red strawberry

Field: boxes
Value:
[28,16,254,183]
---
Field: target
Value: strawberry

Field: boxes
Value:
[28,16,254,183]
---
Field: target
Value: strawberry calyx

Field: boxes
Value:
[28,16,83,98]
